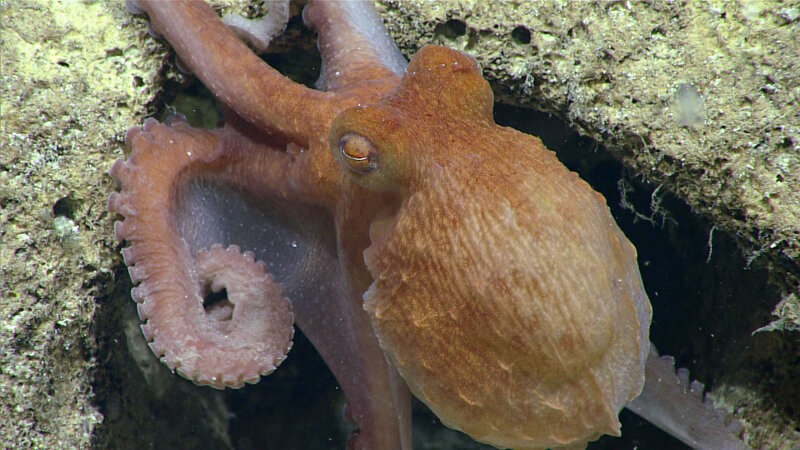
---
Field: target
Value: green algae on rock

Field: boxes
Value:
[0,0,165,447]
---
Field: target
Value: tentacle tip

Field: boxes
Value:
[210,278,225,293]
[125,0,144,15]
[130,244,296,391]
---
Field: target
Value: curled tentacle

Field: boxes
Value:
[109,121,295,389]
[110,116,412,447]
[173,244,292,388]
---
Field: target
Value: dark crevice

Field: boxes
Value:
[203,286,233,322]
[53,195,79,220]
[435,19,467,40]
[511,26,531,44]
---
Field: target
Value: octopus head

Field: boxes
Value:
[330,46,652,449]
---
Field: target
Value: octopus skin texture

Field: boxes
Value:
[109,1,751,449]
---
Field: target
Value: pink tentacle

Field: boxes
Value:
[110,117,412,448]
[109,120,294,389]
[628,345,752,450]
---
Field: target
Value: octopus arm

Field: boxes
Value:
[110,115,411,449]
[108,118,296,388]
[627,346,752,450]
[128,0,332,141]
[303,0,407,91]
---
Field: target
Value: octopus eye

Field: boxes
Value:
[339,133,378,175]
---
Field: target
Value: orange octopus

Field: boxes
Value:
[109,1,750,449]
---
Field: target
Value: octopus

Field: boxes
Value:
[109,1,751,449]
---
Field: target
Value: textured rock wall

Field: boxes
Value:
[0,1,164,447]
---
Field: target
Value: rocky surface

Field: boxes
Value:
[1,0,161,447]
